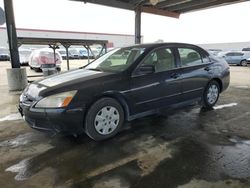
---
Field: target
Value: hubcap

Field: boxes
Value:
[207,84,219,105]
[242,61,247,66]
[94,106,120,135]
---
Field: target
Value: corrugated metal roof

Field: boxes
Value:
[72,0,248,18]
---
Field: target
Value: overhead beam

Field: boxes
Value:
[75,0,180,18]
[156,0,192,8]
[129,0,146,6]
[17,37,107,46]
[141,6,180,18]
[76,0,134,10]
[178,0,246,13]
[167,0,218,12]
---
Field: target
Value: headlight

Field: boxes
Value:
[35,90,77,108]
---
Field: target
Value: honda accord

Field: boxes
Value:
[19,43,230,141]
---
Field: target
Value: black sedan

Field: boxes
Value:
[19,43,230,141]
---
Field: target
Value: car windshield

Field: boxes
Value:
[19,50,31,55]
[58,51,66,55]
[85,47,145,72]
[69,49,78,54]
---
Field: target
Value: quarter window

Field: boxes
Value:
[141,48,175,73]
[178,48,203,67]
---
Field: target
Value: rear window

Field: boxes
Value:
[242,48,250,51]
[178,48,203,67]
[226,52,243,56]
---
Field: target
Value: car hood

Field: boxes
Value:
[38,68,113,87]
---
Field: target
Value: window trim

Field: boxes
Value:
[132,46,178,77]
[176,46,211,68]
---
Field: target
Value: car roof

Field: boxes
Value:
[122,42,204,50]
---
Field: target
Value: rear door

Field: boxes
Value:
[177,46,213,102]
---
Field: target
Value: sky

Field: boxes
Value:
[0,0,250,44]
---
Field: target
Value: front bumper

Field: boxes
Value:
[19,101,85,135]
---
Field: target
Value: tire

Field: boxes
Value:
[34,67,41,72]
[240,60,247,66]
[57,67,61,72]
[202,80,220,109]
[85,97,124,141]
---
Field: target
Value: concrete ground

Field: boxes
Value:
[1,61,250,188]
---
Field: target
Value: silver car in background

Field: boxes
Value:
[0,47,10,61]
[218,51,250,66]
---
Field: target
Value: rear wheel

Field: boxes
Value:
[85,98,124,141]
[203,80,220,109]
[240,60,247,66]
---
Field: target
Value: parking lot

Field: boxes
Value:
[1,61,250,188]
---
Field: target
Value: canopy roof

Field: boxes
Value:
[72,0,247,18]
[17,37,108,46]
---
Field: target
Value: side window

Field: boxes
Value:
[178,48,203,67]
[141,48,175,73]
[234,52,243,56]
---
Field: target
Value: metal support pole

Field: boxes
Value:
[62,43,71,70]
[65,47,70,70]
[3,0,20,68]
[84,45,90,64]
[104,43,107,53]
[49,44,59,64]
[87,47,90,64]
[105,43,107,53]
[135,7,142,44]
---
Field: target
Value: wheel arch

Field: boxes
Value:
[240,59,247,65]
[86,91,130,121]
[209,78,222,93]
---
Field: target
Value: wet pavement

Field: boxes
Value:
[1,65,250,188]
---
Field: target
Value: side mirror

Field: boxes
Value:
[138,65,155,74]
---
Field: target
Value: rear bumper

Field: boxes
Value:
[19,102,85,134]
[221,68,230,92]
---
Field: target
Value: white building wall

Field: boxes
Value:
[0,27,136,48]
[198,42,250,51]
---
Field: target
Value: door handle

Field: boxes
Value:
[170,73,180,79]
[204,67,211,71]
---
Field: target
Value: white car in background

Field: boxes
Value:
[57,49,67,60]
[68,48,80,59]
[19,49,32,65]
[29,48,62,72]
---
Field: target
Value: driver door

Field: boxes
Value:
[128,47,182,115]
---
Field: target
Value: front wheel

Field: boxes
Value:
[203,80,220,109]
[85,98,124,141]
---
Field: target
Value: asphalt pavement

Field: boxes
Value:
[1,61,250,188]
